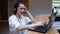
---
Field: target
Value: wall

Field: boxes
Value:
[8,0,52,17]
[29,0,52,17]
[8,0,16,17]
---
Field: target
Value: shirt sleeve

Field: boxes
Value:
[9,17,20,31]
[25,17,31,24]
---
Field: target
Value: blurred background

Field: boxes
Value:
[0,0,60,34]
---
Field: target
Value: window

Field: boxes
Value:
[52,0,60,17]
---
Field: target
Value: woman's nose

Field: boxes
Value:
[21,9,25,12]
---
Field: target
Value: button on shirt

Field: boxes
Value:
[8,14,31,34]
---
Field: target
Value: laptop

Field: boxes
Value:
[28,11,57,33]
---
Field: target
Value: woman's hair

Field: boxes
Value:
[13,2,24,15]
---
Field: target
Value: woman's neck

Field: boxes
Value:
[16,13,21,19]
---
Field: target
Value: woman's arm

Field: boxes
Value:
[17,22,44,31]
[17,23,37,30]
[27,11,34,20]
[24,7,34,21]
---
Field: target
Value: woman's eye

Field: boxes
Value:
[20,8,26,10]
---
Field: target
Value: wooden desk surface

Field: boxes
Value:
[27,14,59,34]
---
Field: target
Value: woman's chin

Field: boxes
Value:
[21,12,27,14]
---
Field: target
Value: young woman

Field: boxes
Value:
[8,2,44,34]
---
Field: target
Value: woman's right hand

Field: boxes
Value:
[35,22,45,26]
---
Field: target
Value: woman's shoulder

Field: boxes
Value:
[9,14,16,19]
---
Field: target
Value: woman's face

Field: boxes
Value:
[17,4,27,15]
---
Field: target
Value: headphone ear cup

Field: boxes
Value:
[13,8,17,14]
[14,8,16,11]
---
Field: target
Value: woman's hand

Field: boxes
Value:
[35,22,45,26]
[25,8,34,21]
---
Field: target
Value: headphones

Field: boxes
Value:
[13,8,16,11]
[13,8,17,15]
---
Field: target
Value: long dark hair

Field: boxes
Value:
[13,2,24,15]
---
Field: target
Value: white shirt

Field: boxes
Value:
[8,14,31,34]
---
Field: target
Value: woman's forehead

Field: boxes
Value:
[19,4,26,8]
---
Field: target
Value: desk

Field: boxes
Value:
[27,14,59,34]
